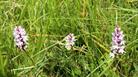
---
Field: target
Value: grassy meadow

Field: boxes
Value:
[0,0,138,77]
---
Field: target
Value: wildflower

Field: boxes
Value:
[13,26,28,51]
[110,25,125,58]
[65,33,76,50]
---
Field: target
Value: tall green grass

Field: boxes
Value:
[0,0,138,77]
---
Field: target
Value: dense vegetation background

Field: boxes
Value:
[0,0,138,77]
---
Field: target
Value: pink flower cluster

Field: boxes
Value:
[65,33,76,50]
[110,25,125,58]
[13,26,28,51]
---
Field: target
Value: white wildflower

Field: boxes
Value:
[110,25,125,58]
[64,33,76,50]
[13,26,28,51]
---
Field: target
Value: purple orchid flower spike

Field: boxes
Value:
[65,33,76,50]
[13,26,28,51]
[110,25,125,58]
